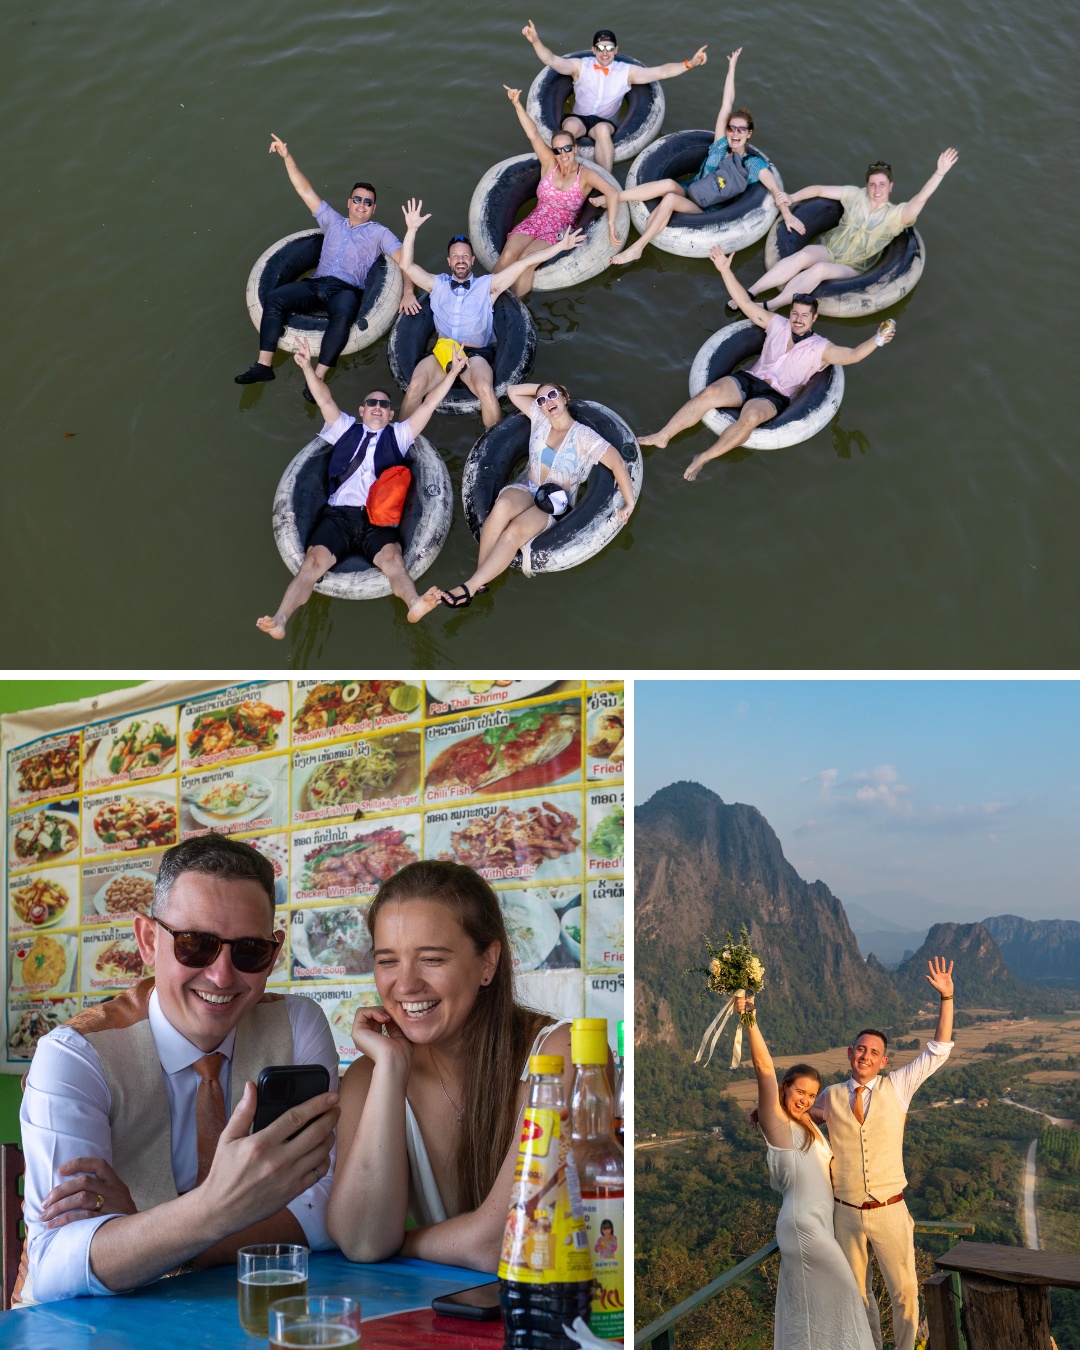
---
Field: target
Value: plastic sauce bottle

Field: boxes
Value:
[498,1054,593,1348]
[613,1020,625,1147]
[570,1019,624,1341]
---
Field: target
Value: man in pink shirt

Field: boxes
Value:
[641,246,895,481]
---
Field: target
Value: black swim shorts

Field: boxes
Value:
[569,113,618,134]
[731,370,790,417]
[308,505,401,566]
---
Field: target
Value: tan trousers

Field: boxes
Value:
[832,1198,919,1350]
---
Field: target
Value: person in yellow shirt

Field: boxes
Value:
[737,150,958,312]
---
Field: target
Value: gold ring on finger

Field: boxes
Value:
[94,1193,104,1213]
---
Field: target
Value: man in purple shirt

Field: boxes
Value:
[235,134,420,399]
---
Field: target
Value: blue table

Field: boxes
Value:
[0,1252,491,1348]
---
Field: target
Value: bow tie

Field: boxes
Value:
[450,278,472,293]
[593,62,609,74]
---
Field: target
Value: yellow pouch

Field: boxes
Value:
[432,338,464,372]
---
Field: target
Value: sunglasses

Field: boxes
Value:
[594,42,616,52]
[728,124,750,133]
[553,143,575,155]
[448,235,470,245]
[350,195,375,206]
[535,389,561,405]
[155,918,280,973]
[867,162,892,175]
[363,397,392,408]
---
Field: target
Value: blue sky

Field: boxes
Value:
[635,681,1080,926]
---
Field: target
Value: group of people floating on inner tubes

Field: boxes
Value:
[238,26,958,641]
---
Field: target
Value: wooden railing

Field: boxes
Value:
[634,1222,976,1350]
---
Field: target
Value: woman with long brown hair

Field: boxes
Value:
[737,993,874,1350]
[326,860,571,1269]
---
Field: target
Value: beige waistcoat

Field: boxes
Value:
[14,978,293,1304]
[825,1076,908,1204]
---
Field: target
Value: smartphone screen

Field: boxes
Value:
[253,1064,330,1133]
[431,1282,502,1320]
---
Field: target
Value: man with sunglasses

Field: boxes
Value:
[16,835,340,1304]
[641,247,895,481]
[256,336,466,639]
[522,22,708,173]
[396,199,584,429]
[235,132,420,398]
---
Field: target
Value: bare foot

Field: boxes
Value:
[683,455,710,482]
[638,430,670,448]
[256,615,286,640]
[407,586,442,623]
[610,244,644,266]
[588,194,606,208]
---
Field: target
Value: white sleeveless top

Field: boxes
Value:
[405,1018,572,1227]
[573,59,633,120]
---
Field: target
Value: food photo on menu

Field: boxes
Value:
[0,676,626,1339]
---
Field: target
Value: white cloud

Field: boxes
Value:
[801,763,1021,835]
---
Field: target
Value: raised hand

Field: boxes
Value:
[504,84,522,104]
[559,227,587,251]
[734,992,755,1015]
[269,133,288,158]
[40,1156,137,1228]
[522,19,538,43]
[937,147,959,175]
[688,45,708,67]
[292,337,312,369]
[727,47,743,66]
[402,197,431,232]
[925,956,954,998]
[708,245,735,272]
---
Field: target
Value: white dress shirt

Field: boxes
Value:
[814,1039,953,1120]
[20,990,338,1304]
[323,413,414,509]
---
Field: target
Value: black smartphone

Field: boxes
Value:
[431,1282,502,1321]
[253,1064,330,1133]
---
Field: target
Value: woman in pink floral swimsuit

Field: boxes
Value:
[494,85,621,297]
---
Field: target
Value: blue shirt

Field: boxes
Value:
[694,135,767,185]
[312,201,402,288]
[429,273,495,347]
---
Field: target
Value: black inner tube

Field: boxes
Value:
[630,130,773,229]
[704,324,833,433]
[466,402,635,562]
[389,293,535,405]
[257,235,393,332]
[536,53,654,150]
[486,158,603,267]
[770,198,920,301]
[292,441,426,576]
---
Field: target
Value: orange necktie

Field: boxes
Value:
[852,1086,866,1125]
[194,1052,227,1185]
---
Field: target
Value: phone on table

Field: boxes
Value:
[431,1281,502,1321]
[253,1064,330,1133]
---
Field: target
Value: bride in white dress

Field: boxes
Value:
[737,994,875,1350]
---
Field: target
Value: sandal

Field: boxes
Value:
[440,585,474,609]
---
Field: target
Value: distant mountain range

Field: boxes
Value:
[982,915,1080,989]
[635,782,1069,1058]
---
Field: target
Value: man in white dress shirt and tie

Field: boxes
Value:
[814,957,956,1350]
[16,834,340,1304]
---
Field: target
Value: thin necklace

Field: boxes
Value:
[430,1046,463,1122]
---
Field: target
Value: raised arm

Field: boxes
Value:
[504,85,555,169]
[927,955,955,1043]
[709,248,772,328]
[736,995,790,1148]
[632,44,707,84]
[599,445,636,523]
[406,348,469,437]
[821,319,896,367]
[489,228,586,298]
[522,20,579,77]
[507,382,543,414]
[293,340,342,423]
[712,47,741,138]
[580,166,623,247]
[398,199,438,292]
[269,134,322,214]
[901,148,958,226]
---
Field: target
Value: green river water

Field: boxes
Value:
[3,0,1077,668]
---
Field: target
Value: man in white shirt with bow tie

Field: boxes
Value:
[814,957,956,1350]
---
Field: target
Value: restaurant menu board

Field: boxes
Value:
[2,680,624,1071]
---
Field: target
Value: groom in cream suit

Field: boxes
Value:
[813,957,956,1350]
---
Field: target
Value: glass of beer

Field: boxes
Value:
[237,1243,309,1337]
[269,1296,362,1348]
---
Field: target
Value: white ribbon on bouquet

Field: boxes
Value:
[694,987,747,1069]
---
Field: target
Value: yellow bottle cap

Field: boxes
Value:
[571,1018,608,1065]
[530,1054,564,1076]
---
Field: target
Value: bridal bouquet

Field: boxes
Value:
[689,926,765,1069]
